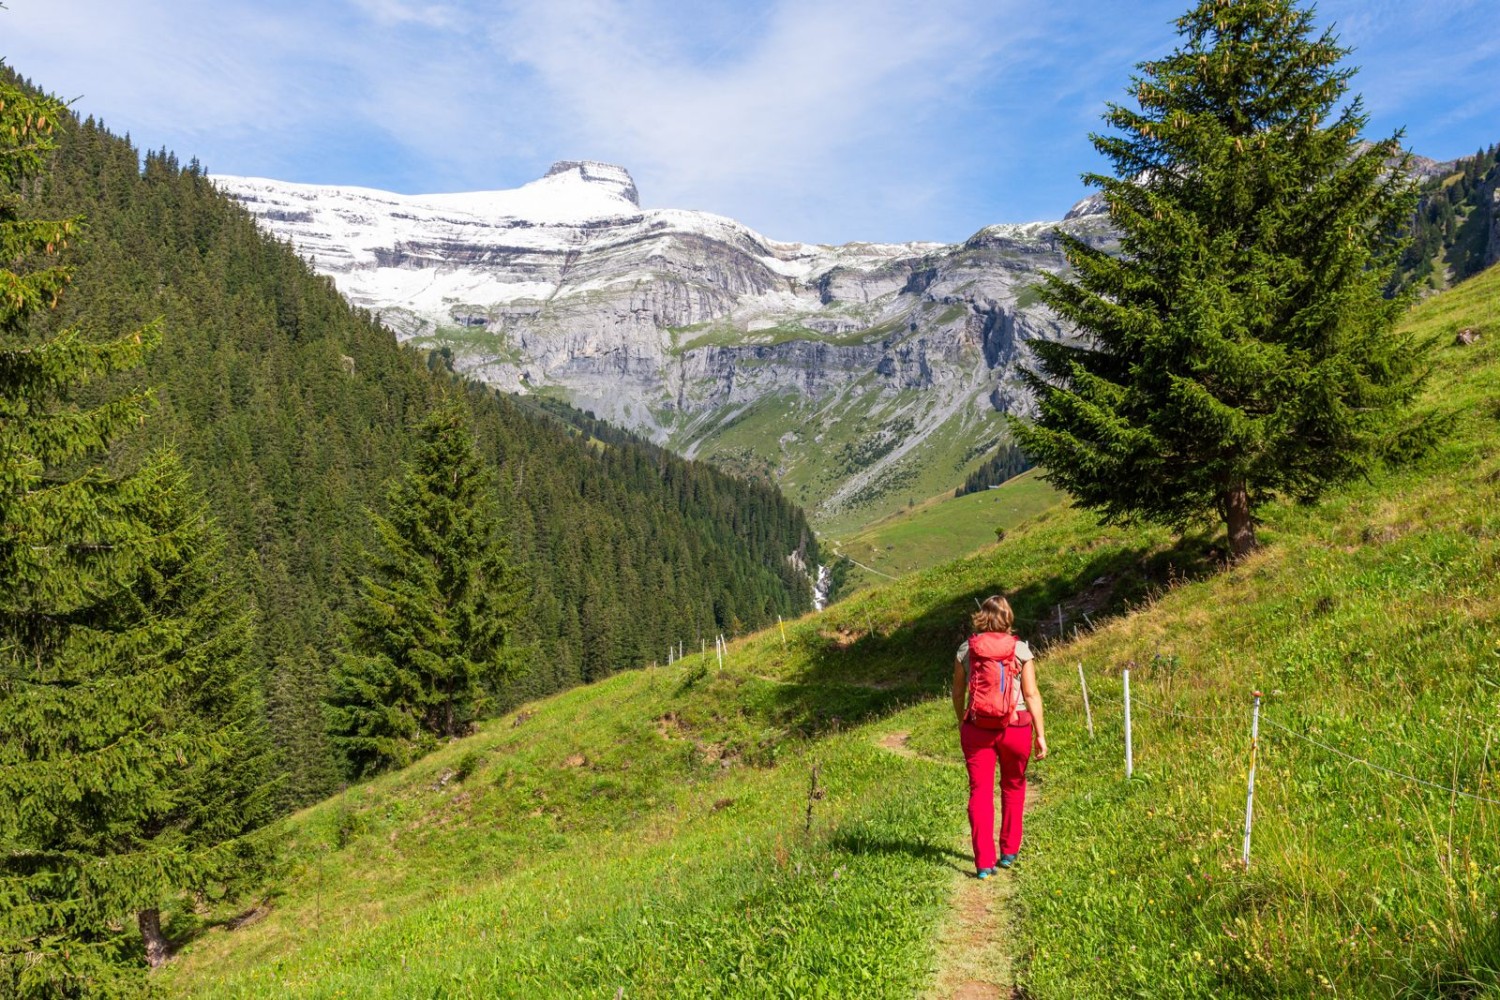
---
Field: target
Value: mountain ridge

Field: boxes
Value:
[213,163,1110,528]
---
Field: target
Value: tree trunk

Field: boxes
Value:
[138,907,169,969]
[1224,480,1257,561]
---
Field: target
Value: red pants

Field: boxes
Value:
[960,717,1032,870]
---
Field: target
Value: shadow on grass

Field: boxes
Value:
[827,829,973,875]
[159,898,273,964]
[761,529,1229,739]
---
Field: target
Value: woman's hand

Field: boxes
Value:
[1034,734,1049,759]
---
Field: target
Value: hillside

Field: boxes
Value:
[828,470,1063,595]
[159,265,1499,996]
[1396,143,1500,294]
[13,68,818,810]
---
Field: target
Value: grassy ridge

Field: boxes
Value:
[166,268,1499,996]
[161,474,1179,996]
[830,470,1063,592]
[672,378,1012,534]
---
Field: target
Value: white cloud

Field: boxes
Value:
[491,0,1033,236]
[347,0,463,29]
[4,0,1496,242]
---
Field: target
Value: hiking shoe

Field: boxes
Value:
[998,854,1017,869]
[976,867,995,879]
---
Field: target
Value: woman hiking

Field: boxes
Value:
[952,595,1047,878]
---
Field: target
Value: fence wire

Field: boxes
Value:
[1259,714,1500,807]
[1071,667,1499,806]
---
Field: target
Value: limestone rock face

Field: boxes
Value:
[213,164,1109,525]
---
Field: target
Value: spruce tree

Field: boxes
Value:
[329,403,525,777]
[1015,0,1422,560]
[0,79,272,993]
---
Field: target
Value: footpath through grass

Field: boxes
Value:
[165,268,1499,996]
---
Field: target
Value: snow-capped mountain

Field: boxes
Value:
[214,162,1109,527]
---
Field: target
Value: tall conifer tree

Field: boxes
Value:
[1015,0,1422,559]
[0,79,271,993]
[329,403,525,777]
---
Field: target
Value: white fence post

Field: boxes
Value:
[1078,662,1094,739]
[1242,690,1262,869]
[1123,665,1133,779]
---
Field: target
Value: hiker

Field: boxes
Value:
[952,595,1047,877]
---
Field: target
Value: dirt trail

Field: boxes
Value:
[876,730,1034,1000]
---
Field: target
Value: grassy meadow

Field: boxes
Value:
[829,470,1063,592]
[164,266,1500,997]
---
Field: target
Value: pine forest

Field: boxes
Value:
[3,66,817,812]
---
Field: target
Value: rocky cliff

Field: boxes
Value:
[214,163,1110,528]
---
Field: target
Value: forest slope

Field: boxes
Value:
[11,65,817,809]
[161,265,1500,997]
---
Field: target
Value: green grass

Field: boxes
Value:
[830,470,1063,591]
[164,267,1500,997]
[409,324,525,363]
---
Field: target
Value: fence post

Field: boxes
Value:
[1078,662,1094,739]
[1242,690,1262,869]
[1056,604,1064,639]
[1123,665,1133,779]
[778,615,786,649]
[716,636,724,672]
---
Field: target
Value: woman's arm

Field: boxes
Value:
[952,658,967,725]
[1021,659,1048,758]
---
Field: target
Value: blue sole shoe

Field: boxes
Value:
[998,854,1017,869]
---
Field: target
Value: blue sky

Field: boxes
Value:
[4,1,1497,244]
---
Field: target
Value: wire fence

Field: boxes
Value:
[1067,660,1500,866]
[1258,714,1500,807]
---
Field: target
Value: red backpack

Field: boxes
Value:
[966,632,1022,729]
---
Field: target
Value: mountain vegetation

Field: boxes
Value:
[328,404,526,777]
[7,0,1500,987]
[830,470,1061,593]
[954,442,1032,498]
[0,82,272,996]
[1017,0,1424,561]
[1395,143,1500,294]
[0,64,816,995]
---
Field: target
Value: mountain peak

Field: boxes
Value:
[542,160,639,206]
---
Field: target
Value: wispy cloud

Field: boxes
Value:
[494,0,1032,235]
[3,0,1497,243]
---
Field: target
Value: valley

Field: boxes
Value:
[7,4,1500,996]
[159,266,1500,997]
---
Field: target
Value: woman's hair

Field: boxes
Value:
[972,595,1014,634]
